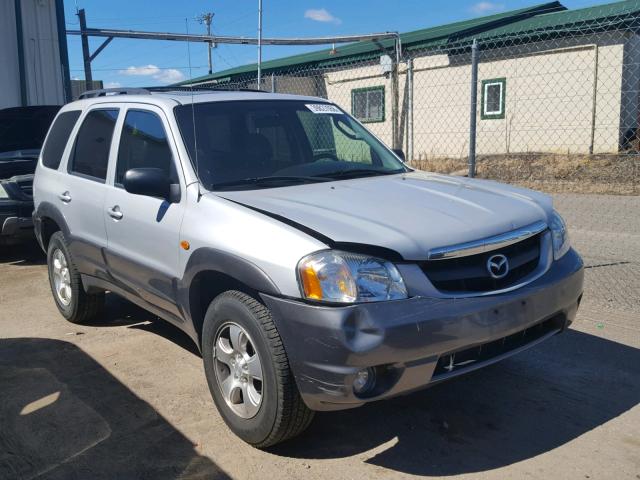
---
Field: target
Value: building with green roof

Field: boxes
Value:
[180,0,640,159]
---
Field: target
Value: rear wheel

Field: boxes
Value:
[202,290,314,447]
[47,231,104,324]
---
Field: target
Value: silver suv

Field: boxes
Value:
[33,88,584,447]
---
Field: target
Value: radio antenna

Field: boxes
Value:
[185,18,202,201]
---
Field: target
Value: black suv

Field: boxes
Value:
[0,106,60,245]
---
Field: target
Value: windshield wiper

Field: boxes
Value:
[319,168,405,179]
[211,175,332,190]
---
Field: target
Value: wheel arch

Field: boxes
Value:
[180,248,281,348]
[34,202,70,251]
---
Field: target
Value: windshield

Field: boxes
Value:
[174,100,407,190]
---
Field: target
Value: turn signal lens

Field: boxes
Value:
[300,264,323,300]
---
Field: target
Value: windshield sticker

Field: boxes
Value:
[306,104,342,114]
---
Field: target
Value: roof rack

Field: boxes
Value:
[78,86,268,100]
[146,86,267,94]
[79,87,150,99]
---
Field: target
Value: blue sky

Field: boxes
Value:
[64,0,608,87]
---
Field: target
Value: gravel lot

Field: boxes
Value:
[1,194,639,480]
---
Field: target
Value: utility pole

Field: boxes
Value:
[197,12,215,74]
[77,8,93,90]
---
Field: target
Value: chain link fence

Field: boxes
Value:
[189,2,640,195]
[180,2,640,316]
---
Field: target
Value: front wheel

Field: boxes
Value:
[202,290,314,447]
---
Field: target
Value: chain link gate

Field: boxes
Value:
[181,2,640,314]
[188,1,640,196]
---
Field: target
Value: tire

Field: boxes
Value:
[47,231,104,324]
[202,290,314,448]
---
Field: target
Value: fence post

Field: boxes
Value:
[391,59,399,150]
[407,57,414,162]
[468,39,479,178]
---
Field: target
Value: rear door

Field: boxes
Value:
[103,104,186,319]
[35,108,82,228]
[59,106,120,276]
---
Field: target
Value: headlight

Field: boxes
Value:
[0,183,8,199]
[549,210,570,260]
[298,250,408,303]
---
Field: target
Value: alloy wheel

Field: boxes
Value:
[214,322,264,419]
[51,248,72,306]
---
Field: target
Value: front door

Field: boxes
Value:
[103,105,186,319]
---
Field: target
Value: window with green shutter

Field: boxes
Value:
[351,86,385,123]
[481,78,506,120]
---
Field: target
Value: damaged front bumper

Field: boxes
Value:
[261,248,584,411]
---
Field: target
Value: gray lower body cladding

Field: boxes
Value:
[262,249,584,411]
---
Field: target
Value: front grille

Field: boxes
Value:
[420,233,542,293]
[431,314,564,380]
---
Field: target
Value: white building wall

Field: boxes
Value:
[618,33,640,148]
[323,34,632,158]
[476,44,601,155]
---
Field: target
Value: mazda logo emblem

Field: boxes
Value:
[487,254,509,279]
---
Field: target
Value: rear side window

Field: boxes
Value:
[69,109,118,181]
[116,110,176,186]
[42,111,81,169]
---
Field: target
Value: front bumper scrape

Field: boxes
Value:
[261,248,583,411]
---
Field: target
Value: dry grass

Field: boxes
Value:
[408,153,640,195]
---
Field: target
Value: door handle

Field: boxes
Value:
[107,206,123,220]
[58,191,72,203]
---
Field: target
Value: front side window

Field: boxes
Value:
[69,109,119,181]
[174,100,406,191]
[42,110,81,169]
[351,86,385,123]
[116,110,176,186]
[481,78,506,119]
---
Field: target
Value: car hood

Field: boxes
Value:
[0,157,37,180]
[218,171,553,260]
[0,105,60,155]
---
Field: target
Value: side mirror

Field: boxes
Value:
[123,168,178,202]
[392,148,406,161]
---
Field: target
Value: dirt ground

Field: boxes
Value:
[409,154,640,195]
[1,194,639,480]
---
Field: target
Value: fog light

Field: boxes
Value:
[353,367,375,395]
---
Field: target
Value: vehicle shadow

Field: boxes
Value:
[98,293,201,356]
[87,292,158,328]
[128,320,201,356]
[0,337,228,480]
[272,329,640,476]
[0,240,45,266]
